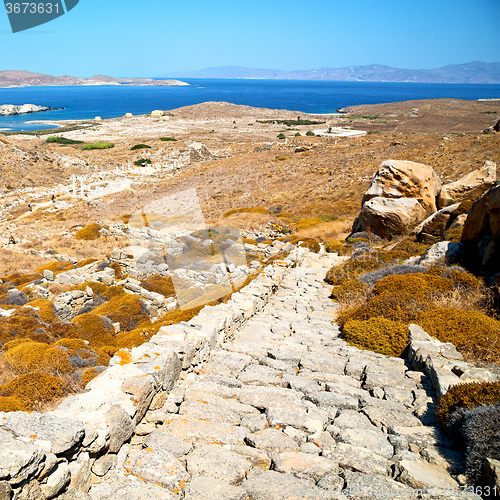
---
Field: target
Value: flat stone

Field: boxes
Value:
[40,461,71,499]
[245,428,299,453]
[266,407,327,434]
[197,350,252,378]
[228,445,272,470]
[334,410,375,430]
[240,414,268,433]
[243,470,333,500]
[143,430,192,457]
[273,451,338,481]
[184,475,248,500]
[237,364,287,387]
[337,428,394,459]
[163,415,249,446]
[420,446,464,475]
[387,426,451,450]
[343,470,411,499]
[0,412,85,455]
[394,457,458,490]
[326,443,388,476]
[283,374,323,395]
[124,446,189,493]
[89,472,178,499]
[300,353,346,374]
[362,406,422,429]
[238,386,304,410]
[186,444,252,485]
[0,431,45,485]
[179,400,242,425]
[92,455,116,477]
[316,473,344,492]
[306,391,357,411]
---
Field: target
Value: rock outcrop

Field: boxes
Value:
[358,197,427,239]
[438,161,497,209]
[362,160,441,215]
[0,104,53,116]
[461,183,500,279]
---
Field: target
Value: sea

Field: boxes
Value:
[1,79,500,132]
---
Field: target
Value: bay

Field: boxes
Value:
[0,78,499,132]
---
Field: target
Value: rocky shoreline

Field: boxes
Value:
[0,104,63,116]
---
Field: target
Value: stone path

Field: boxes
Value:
[86,252,470,500]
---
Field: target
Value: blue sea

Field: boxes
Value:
[1,79,500,132]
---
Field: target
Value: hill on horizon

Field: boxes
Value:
[169,61,500,84]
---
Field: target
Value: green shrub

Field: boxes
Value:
[436,381,500,428]
[46,136,84,145]
[342,317,409,357]
[295,132,301,137]
[277,133,286,139]
[82,141,114,150]
[134,158,151,166]
[131,144,151,150]
[306,131,315,136]
[159,137,177,141]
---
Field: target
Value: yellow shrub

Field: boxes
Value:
[242,238,258,246]
[379,238,429,262]
[72,281,125,300]
[25,298,57,323]
[338,292,430,325]
[325,257,382,285]
[223,207,269,217]
[0,373,65,410]
[296,218,323,231]
[436,381,500,428]
[76,258,99,268]
[2,338,31,351]
[342,317,409,357]
[92,294,149,332]
[140,275,176,298]
[74,223,102,240]
[443,227,463,242]
[1,272,43,286]
[325,240,350,255]
[109,262,126,280]
[0,396,28,412]
[80,367,102,387]
[372,273,453,301]
[3,341,71,374]
[417,308,500,362]
[37,261,74,276]
[331,278,368,303]
[72,313,115,347]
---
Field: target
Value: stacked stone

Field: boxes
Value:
[0,249,491,499]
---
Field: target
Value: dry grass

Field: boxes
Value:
[0,249,51,276]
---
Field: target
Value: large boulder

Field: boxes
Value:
[461,184,500,278]
[438,161,497,209]
[411,203,460,244]
[358,197,427,239]
[362,160,441,215]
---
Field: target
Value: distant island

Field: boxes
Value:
[0,70,189,89]
[0,104,63,116]
[170,61,500,84]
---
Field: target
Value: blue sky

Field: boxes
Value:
[0,0,499,77]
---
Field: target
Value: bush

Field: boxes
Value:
[0,396,28,412]
[275,155,288,161]
[109,262,125,280]
[417,308,500,362]
[358,264,427,287]
[82,141,114,150]
[131,144,151,150]
[223,207,269,217]
[296,218,323,231]
[325,240,350,255]
[372,273,454,301]
[37,261,74,275]
[71,312,115,347]
[3,341,72,374]
[295,132,301,137]
[342,317,409,357]
[338,291,430,325]
[0,373,65,410]
[325,256,383,286]
[284,235,320,253]
[460,403,500,482]
[1,272,43,286]
[134,158,151,166]
[46,136,84,145]
[331,278,368,303]
[92,294,150,332]
[159,137,177,141]
[436,382,500,429]
[277,133,286,139]
[140,275,175,298]
[74,223,102,240]
[306,131,315,136]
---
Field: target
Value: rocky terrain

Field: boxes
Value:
[0,98,499,499]
[0,104,58,116]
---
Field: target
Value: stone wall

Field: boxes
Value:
[0,247,307,499]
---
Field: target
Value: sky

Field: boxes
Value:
[0,0,499,77]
